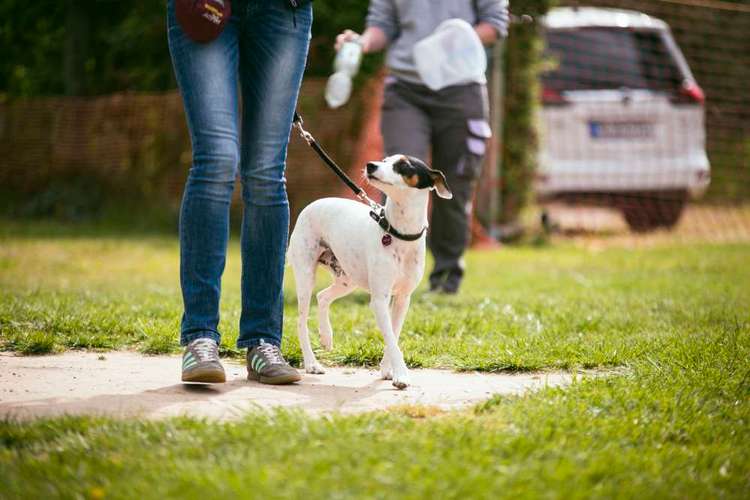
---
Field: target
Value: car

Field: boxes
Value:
[536,7,710,231]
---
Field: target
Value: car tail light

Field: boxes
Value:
[672,81,705,105]
[542,86,569,106]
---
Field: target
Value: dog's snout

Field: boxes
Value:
[366,162,378,175]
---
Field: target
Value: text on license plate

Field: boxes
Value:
[589,121,654,139]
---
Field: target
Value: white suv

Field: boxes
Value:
[536,7,710,231]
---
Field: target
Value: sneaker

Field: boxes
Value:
[441,275,461,295]
[181,338,226,383]
[429,269,461,295]
[247,341,302,385]
[426,278,459,295]
[429,270,447,292]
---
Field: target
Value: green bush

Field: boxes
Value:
[499,1,556,223]
[0,0,376,97]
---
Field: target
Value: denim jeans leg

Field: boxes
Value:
[167,0,241,346]
[235,1,312,349]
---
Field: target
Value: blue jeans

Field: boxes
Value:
[167,0,312,349]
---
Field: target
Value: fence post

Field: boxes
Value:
[488,39,506,238]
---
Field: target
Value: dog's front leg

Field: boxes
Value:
[380,294,411,380]
[370,294,410,389]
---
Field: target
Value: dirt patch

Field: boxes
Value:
[0,352,574,421]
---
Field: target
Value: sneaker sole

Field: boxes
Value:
[182,367,226,384]
[247,371,302,385]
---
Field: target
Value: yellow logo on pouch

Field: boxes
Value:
[204,3,223,18]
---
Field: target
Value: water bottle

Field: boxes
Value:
[325,39,363,109]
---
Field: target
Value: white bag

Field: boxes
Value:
[413,18,487,91]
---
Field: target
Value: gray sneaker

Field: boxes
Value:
[247,341,302,385]
[181,338,226,383]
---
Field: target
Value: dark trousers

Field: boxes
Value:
[381,79,491,291]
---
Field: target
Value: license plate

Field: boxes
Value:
[589,121,653,139]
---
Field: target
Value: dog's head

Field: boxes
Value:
[364,155,452,200]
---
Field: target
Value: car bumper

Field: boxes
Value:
[535,156,710,199]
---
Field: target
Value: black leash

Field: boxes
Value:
[292,112,367,200]
[292,112,427,244]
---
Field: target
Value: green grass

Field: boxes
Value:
[1,220,749,498]
[1,327,748,498]
[2,221,748,372]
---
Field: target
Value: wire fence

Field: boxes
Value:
[0,79,362,222]
[0,0,748,243]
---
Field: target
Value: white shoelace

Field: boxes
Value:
[257,343,284,365]
[191,339,219,362]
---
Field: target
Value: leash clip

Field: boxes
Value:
[359,192,382,212]
[292,113,314,146]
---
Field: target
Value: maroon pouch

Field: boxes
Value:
[175,0,231,43]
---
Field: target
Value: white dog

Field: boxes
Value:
[287,155,452,389]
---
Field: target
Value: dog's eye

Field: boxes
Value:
[394,160,414,176]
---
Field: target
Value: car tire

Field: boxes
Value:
[621,190,687,232]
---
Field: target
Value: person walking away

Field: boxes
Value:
[337,0,508,294]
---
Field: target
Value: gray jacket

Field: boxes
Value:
[366,0,509,85]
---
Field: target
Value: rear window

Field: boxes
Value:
[542,28,685,92]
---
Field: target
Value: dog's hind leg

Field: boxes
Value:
[380,294,411,380]
[290,253,326,375]
[316,281,355,351]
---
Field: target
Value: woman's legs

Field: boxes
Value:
[236,0,312,349]
[167,0,240,346]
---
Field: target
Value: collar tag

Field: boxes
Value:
[381,234,393,246]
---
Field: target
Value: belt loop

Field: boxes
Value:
[288,0,298,27]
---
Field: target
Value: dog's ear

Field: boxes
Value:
[429,169,452,199]
[406,156,434,170]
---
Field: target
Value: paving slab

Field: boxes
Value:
[0,352,573,421]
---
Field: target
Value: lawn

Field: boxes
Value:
[1,219,749,498]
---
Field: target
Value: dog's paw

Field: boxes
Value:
[305,362,326,374]
[391,376,410,390]
[391,358,410,389]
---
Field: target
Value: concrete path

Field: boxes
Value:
[0,352,572,421]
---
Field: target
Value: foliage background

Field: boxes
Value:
[0,0,748,225]
[0,0,378,97]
